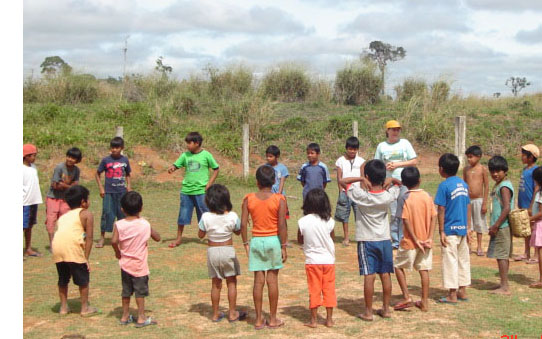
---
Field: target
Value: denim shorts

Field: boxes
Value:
[334,191,356,222]
[100,193,125,233]
[357,240,394,275]
[23,205,38,229]
[177,193,208,225]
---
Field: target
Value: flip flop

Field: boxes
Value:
[135,317,157,328]
[228,311,247,323]
[356,314,373,322]
[513,255,527,261]
[393,300,413,311]
[254,319,267,330]
[376,309,391,318]
[526,259,539,264]
[95,243,104,248]
[80,307,101,317]
[477,251,484,256]
[438,297,457,304]
[529,282,542,289]
[212,312,225,323]
[168,242,180,248]
[266,319,285,329]
[24,252,43,257]
[119,314,135,325]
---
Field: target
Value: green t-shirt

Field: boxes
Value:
[173,150,219,195]
[490,180,515,229]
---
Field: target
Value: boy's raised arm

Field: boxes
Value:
[150,227,161,242]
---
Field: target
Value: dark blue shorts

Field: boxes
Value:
[23,205,38,229]
[357,240,394,275]
[177,193,208,226]
[100,193,125,233]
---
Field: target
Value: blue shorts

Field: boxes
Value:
[177,193,208,226]
[334,191,357,222]
[100,193,125,233]
[23,205,38,229]
[357,240,394,275]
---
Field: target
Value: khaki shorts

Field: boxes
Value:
[441,235,471,289]
[207,246,241,279]
[487,226,513,260]
[394,247,432,271]
[470,198,488,233]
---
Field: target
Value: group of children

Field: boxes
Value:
[22,122,542,329]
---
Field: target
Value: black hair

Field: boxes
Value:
[205,184,232,214]
[66,147,82,162]
[65,185,90,209]
[488,155,509,173]
[185,132,203,146]
[265,145,280,157]
[110,137,124,148]
[256,165,275,188]
[306,143,321,154]
[532,167,542,186]
[345,136,360,150]
[364,159,386,186]
[120,191,143,216]
[465,145,482,157]
[302,188,331,221]
[401,167,420,189]
[438,153,460,176]
[522,149,537,162]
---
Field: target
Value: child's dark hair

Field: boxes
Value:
[364,159,386,186]
[488,155,509,173]
[205,184,232,214]
[306,143,321,154]
[401,167,420,189]
[345,136,360,149]
[66,147,82,162]
[302,188,331,221]
[465,145,482,157]
[185,132,203,146]
[120,191,143,216]
[438,153,460,176]
[266,145,280,157]
[110,137,124,148]
[65,185,90,209]
[256,165,275,188]
[532,167,542,186]
[522,149,537,162]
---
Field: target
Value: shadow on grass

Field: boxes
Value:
[337,297,363,317]
[51,299,82,314]
[160,237,206,246]
[281,305,327,324]
[402,283,449,300]
[106,306,154,320]
[188,302,252,322]
[471,278,500,290]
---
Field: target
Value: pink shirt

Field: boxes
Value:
[116,218,151,277]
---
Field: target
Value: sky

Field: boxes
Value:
[23,0,542,96]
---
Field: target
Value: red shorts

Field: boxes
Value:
[305,264,336,309]
[45,197,70,233]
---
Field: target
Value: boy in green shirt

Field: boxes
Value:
[168,132,219,247]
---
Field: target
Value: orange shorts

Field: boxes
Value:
[45,197,70,233]
[305,264,337,309]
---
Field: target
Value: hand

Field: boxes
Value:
[115,252,121,259]
[440,233,448,248]
[99,190,105,198]
[281,247,288,263]
[488,225,499,236]
[423,238,433,249]
[205,183,211,191]
[386,162,397,171]
[168,165,176,174]
[481,203,487,215]
[415,240,426,254]
[466,232,472,245]
[86,262,91,272]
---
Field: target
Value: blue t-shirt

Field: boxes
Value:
[97,155,131,194]
[271,163,289,195]
[434,176,471,236]
[297,162,331,199]
[518,165,538,208]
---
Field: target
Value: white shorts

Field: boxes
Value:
[470,198,488,233]
[394,247,432,271]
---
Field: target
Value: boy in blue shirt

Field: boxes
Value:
[265,145,289,197]
[434,153,471,304]
[297,143,331,201]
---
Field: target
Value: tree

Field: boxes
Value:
[40,56,72,76]
[505,77,530,97]
[155,56,172,79]
[364,41,406,95]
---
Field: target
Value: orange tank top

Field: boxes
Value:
[245,193,284,237]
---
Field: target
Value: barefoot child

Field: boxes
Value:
[528,167,542,288]
[241,165,288,329]
[23,144,43,257]
[46,147,82,249]
[487,156,514,295]
[112,191,160,327]
[340,159,402,321]
[463,146,489,256]
[265,145,291,247]
[297,189,336,328]
[297,143,331,201]
[52,185,98,316]
[198,184,247,323]
[393,167,437,312]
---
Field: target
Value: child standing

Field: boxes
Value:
[340,159,402,321]
[463,145,489,256]
[23,144,43,257]
[265,145,289,197]
[515,144,539,263]
[297,143,331,201]
[528,167,542,288]
[487,156,515,295]
[198,184,247,323]
[393,167,437,312]
[45,147,82,249]
[297,188,336,328]
[95,137,131,248]
[434,153,471,304]
[52,185,98,316]
[335,137,365,247]
[112,191,161,327]
[241,165,288,330]
[168,132,219,247]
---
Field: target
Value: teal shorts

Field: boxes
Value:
[249,236,283,272]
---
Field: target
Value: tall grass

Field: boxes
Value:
[334,60,382,105]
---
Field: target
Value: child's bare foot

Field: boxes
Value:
[393,298,413,310]
[489,288,511,295]
[168,241,181,248]
[24,250,42,257]
[267,318,285,329]
[325,319,335,327]
[356,313,373,321]
[376,309,391,318]
[529,282,542,289]
[95,239,104,248]
[303,321,317,328]
[80,306,99,317]
[414,301,428,312]
[342,240,350,247]
[59,307,71,315]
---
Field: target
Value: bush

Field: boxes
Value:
[205,65,253,98]
[261,64,310,102]
[334,61,382,105]
[396,78,427,102]
[430,80,450,104]
[307,78,333,104]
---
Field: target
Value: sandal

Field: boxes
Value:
[437,297,457,304]
[529,282,542,289]
[135,317,157,328]
[393,300,413,311]
[254,319,267,330]
[266,319,285,329]
[513,255,527,261]
[526,259,539,264]
[119,314,135,325]
[212,312,225,323]
[228,311,247,323]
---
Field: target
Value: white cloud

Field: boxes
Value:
[516,25,542,43]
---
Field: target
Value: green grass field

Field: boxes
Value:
[23,170,542,338]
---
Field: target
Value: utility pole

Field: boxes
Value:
[122,35,130,80]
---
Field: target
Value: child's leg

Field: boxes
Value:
[253,271,266,326]
[304,307,318,328]
[135,297,146,323]
[171,194,195,247]
[322,265,336,327]
[476,233,483,253]
[342,222,349,246]
[225,276,238,321]
[24,228,33,254]
[491,259,510,294]
[525,236,531,259]
[59,286,69,314]
[379,273,392,317]
[266,269,282,326]
[361,274,376,319]
[538,248,542,282]
[394,267,411,303]
[121,297,131,322]
[325,307,334,327]
[419,270,429,311]
[211,278,222,321]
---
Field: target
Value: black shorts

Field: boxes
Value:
[56,262,89,287]
[121,270,149,298]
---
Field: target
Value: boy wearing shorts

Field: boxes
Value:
[23,144,43,257]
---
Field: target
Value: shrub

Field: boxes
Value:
[261,64,310,102]
[334,60,382,105]
[430,80,450,104]
[205,64,253,97]
[396,78,427,102]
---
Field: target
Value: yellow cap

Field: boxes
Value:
[385,120,401,129]
[522,144,540,158]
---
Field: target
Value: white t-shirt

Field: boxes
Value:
[198,211,240,242]
[298,214,335,265]
[374,139,417,180]
[336,155,365,191]
[23,163,42,206]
